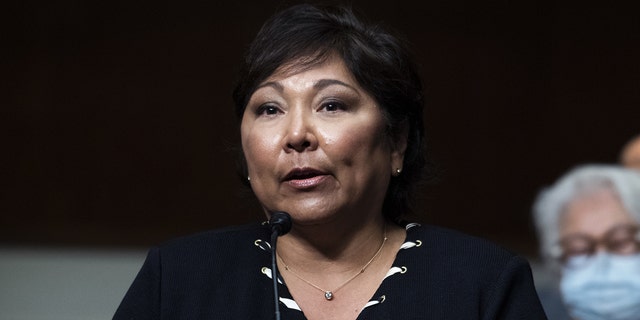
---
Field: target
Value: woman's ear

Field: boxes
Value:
[390,122,409,175]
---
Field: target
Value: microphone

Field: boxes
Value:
[269,211,292,320]
[270,211,292,236]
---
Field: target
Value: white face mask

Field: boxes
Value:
[560,253,640,320]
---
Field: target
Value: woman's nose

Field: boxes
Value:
[284,110,318,153]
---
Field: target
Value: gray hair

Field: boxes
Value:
[532,164,640,267]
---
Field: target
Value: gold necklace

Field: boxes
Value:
[277,227,388,301]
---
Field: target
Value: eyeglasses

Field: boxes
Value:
[556,224,640,267]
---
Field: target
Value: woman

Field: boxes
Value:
[533,164,640,320]
[114,4,546,319]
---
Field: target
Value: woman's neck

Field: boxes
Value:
[275,216,389,274]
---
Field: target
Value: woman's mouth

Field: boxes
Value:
[283,168,329,189]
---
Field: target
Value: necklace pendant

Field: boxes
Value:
[324,291,334,300]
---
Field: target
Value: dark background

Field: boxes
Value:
[2,0,638,257]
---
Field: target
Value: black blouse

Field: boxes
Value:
[113,223,547,319]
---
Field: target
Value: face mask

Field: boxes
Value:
[560,253,640,320]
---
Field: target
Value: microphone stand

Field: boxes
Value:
[271,230,283,320]
[269,212,292,320]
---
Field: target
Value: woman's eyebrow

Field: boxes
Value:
[255,81,284,92]
[313,79,357,92]
[254,78,358,94]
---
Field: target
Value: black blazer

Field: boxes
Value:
[113,223,547,319]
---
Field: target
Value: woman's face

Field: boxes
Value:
[240,56,406,225]
[559,189,638,258]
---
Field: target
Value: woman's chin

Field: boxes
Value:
[284,208,343,227]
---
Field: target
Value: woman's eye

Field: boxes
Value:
[321,101,346,112]
[608,238,638,254]
[564,247,592,257]
[256,105,280,116]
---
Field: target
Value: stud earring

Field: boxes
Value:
[395,168,402,175]
[247,176,251,182]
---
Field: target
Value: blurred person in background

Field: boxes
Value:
[620,134,640,170]
[533,164,640,320]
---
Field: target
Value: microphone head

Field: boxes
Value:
[269,211,292,236]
